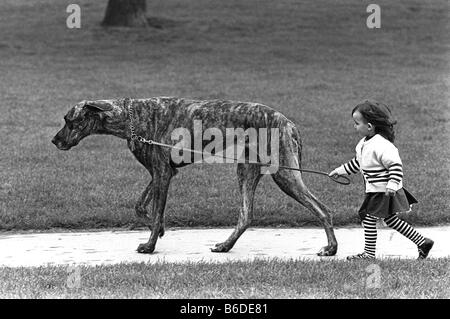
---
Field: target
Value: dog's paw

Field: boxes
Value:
[317,245,338,257]
[136,243,155,254]
[211,242,231,253]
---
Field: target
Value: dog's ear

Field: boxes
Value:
[84,100,113,113]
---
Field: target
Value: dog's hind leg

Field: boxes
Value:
[271,148,338,256]
[211,163,262,253]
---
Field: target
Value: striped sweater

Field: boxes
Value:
[335,134,403,193]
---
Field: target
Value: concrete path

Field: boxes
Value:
[0,226,449,267]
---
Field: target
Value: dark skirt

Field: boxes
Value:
[358,188,418,220]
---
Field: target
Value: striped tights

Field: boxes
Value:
[362,214,426,258]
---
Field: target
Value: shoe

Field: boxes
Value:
[346,252,375,260]
[418,238,434,259]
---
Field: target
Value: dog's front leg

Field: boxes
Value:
[135,180,165,237]
[135,180,153,219]
[136,166,173,254]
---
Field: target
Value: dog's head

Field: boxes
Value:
[52,100,117,150]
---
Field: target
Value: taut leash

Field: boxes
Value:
[127,99,350,185]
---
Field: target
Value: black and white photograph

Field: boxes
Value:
[0,0,449,305]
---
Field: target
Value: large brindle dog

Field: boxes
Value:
[52,97,338,256]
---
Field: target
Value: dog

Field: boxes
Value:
[52,97,338,256]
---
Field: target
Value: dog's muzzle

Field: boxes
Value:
[51,136,72,150]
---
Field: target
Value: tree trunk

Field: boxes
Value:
[102,0,148,27]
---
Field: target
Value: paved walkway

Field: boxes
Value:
[0,226,449,267]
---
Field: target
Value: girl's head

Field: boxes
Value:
[351,100,397,142]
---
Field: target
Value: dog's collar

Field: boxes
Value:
[126,98,154,146]
[125,98,136,140]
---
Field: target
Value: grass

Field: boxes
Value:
[0,0,449,230]
[0,258,449,298]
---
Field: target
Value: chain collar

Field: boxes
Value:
[127,98,153,145]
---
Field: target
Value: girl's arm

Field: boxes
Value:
[378,145,403,193]
[329,157,360,177]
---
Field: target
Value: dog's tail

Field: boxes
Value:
[283,120,303,169]
[292,125,303,169]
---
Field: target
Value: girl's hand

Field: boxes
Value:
[328,169,340,179]
[385,188,396,196]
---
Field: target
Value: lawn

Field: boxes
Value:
[0,258,449,298]
[0,0,449,230]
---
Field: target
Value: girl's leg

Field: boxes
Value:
[384,214,425,246]
[362,214,378,258]
[384,214,434,259]
[347,214,377,260]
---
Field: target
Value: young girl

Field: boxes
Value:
[329,100,434,260]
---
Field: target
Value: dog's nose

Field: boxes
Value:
[52,137,64,149]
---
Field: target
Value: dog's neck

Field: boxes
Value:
[96,100,133,140]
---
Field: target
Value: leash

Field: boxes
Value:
[127,99,350,185]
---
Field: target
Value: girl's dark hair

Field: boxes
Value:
[352,100,397,143]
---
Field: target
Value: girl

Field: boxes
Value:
[329,100,434,260]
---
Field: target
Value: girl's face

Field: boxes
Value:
[352,111,374,137]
